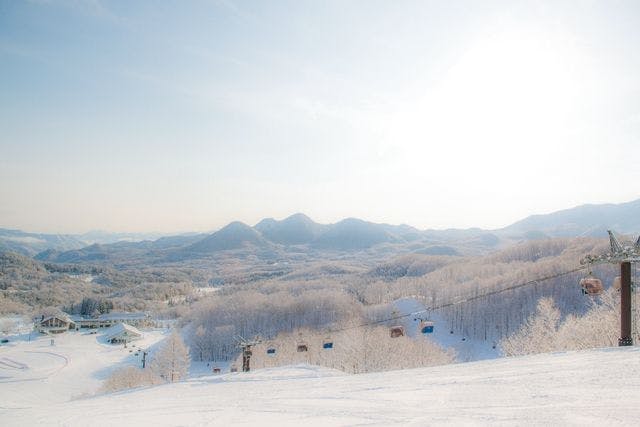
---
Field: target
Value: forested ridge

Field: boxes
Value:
[1,226,634,374]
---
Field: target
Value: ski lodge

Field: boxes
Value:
[35,315,76,334]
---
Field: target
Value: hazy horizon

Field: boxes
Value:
[3,196,640,236]
[2,1,640,234]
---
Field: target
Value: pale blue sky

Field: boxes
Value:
[1,0,639,233]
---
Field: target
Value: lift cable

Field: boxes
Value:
[325,264,590,335]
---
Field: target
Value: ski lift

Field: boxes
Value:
[322,337,333,349]
[419,320,434,334]
[580,272,603,296]
[266,347,276,356]
[390,326,404,338]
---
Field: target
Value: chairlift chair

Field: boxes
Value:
[297,342,308,352]
[580,273,604,296]
[322,337,334,350]
[390,326,404,338]
[266,347,276,356]
[419,320,434,334]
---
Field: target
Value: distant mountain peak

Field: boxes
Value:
[254,213,323,245]
[283,213,314,223]
[187,221,269,253]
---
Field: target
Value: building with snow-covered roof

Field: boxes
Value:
[35,315,76,334]
[70,312,151,329]
[106,323,143,344]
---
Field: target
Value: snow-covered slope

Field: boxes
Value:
[393,297,500,362]
[0,329,167,409]
[2,342,640,426]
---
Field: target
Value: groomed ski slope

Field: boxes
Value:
[3,344,640,426]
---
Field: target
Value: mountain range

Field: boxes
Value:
[2,198,640,261]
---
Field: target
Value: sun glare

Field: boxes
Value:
[382,29,583,170]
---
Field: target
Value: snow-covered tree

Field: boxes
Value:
[500,290,622,356]
[150,331,191,382]
[101,366,162,393]
[241,325,455,374]
[500,297,561,356]
[0,318,17,335]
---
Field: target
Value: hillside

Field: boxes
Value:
[14,198,638,264]
[312,218,400,250]
[500,198,640,238]
[2,339,639,426]
[186,221,271,253]
[0,229,86,257]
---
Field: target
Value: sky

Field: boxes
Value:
[1,0,639,234]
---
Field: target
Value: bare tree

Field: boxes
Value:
[150,331,191,382]
[101,366,162,393]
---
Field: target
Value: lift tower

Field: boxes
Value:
[581,231,640,346]
[235,335,262,372]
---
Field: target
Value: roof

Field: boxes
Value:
[39,315,73,324]
[98,312,148,321]
[69,312,148,322]
[106,323,143,340]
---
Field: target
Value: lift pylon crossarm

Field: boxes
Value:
[582,230,640,265]
[234,335,262,351]
[608,230,624,254]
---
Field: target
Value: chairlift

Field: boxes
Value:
[580,273,603,296]
[419,320,434,334]
[390,326,404,338]
[266,347,276,356]
[322,338,334,350]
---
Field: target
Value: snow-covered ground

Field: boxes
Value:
[0,328,167,410]
[2,336,640,426]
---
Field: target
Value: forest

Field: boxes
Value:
[1,232,635,374]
